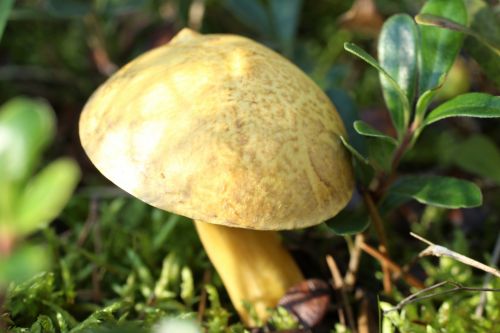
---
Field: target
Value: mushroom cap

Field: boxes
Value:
[79,28,354,230]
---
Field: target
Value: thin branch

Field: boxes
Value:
[383,280,500,314]
[411,232,500,278]
[326,255,357,333]
[344,233,365,289]
[362,191,392,292]
[197,270,211,322]
[360,242,424,289]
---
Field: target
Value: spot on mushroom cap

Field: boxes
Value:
[79,28,355,230]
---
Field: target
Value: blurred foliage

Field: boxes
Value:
[0,98,80,286]
[1,0,500,332]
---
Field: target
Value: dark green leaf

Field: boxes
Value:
[424,93,500,126]
[270,0,302,55]
[45,0,92,18]
[0,0,14,42]
[224,0,272,37]
[353,120,397,145]
[464,0,500,87]
[378,14,418,135]
[16,158,81,236]
[367,138,396,173]
[344,42,410,138]
[388,175,482,208]
[339,135,369,165]
[326,208,370,235]
[451,135,500,184]
[415,13,500,56]
[418,0,467,93]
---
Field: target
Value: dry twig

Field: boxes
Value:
[411,232,500,278]
[383,280,500,314]
[344,233,364,289]
[359,242,424,289]
[326,255,357,333]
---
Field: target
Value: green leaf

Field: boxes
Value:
[344,42,410,138]
[0,245,51,287]
[367,138,396,173]
[339,135,369,165]
[15,158,81,236]
[224,0,272,37]
[451,135,500,184]
[423,93,500,126]
[417,0,468,94]
[414,83,443,125]
[415,13,500,56]
[0,0,14,42]
[325,208,370,235]
[269,0,302,56]
[464,0,500,87]
[0,98,55,184]
[378,14,418,135]
[388,175,482,208]
[353,120,397,145]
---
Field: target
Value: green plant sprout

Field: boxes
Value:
[0,98,80,286]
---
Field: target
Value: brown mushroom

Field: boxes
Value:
[79,28,354,325]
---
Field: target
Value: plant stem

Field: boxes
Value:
[377,122,417,198]
[359,241,424,289]
[362,190,392,292]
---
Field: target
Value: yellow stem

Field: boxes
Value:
[194,220,304,326]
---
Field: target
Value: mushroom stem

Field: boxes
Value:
[194,220,304,326]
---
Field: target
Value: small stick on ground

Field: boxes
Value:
[411,232,500,278]
[383,280,500,314]
[360,242,424,289]
[326,255,357,333]
[344,233,364,289]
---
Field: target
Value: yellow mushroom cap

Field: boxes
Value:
[79,28,354,230]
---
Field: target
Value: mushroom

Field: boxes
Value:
[79,28,354,325]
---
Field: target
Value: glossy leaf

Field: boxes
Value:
[418,0,467,93]
[416,13,500,56]
[414,85,441,125]
[464,0,500,87]
[0,98,55,183]
[224,0,272,37]
[344,42,410,138]
[339,135,369,165]
[353,120,397,145]
[367,138,396,173]
[451,135,500,184]
[326,208,370,235]
[388,175,482,208]
[424,93,500,126]
[339,135,374,186]
[0,0,14,42]
[378,14,418,135]
[15,158,81,236]
[270,0,302,55]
